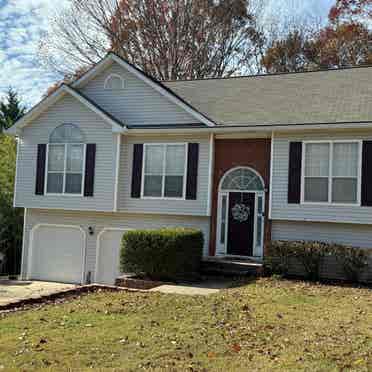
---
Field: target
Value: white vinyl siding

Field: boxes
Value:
[271,130,372,225]
[14,95,116,211]
[80,63,198,126]
[118,135,211,216]
[21,209,211,281]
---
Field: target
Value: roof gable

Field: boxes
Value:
[73,53,216,127]
[6,84,124,135]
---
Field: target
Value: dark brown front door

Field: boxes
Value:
[227,192,255,256]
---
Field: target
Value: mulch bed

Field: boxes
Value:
[115,275,171,290]
[0,284,133,315]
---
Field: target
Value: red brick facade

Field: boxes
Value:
[209,139,272,256]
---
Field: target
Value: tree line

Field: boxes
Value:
[40,0,372,95]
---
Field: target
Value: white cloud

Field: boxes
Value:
[0,0,69,107]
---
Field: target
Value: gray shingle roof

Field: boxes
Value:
[164,67,372,126]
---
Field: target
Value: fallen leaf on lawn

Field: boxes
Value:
[232,344,241,353]
[207,352,216,358]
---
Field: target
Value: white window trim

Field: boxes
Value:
[140,143,188,200]
[45,143,87,197]
[104,73,125,90]
[300,139,362,206]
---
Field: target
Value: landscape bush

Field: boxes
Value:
[120,228,204,281]
[265,240,370,282]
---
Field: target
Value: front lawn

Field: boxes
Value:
[0,278,371,371]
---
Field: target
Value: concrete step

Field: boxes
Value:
[201,257,263,277]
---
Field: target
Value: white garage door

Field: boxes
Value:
[29,225,85,284]
[96,229,127,285]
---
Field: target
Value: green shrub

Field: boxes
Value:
[120,228,204,281]
[290,241,331,281]
[266,240,370,283]
[264,241,293,276]
[329,244,369,282]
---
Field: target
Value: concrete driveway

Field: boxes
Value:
[0,280,77,307]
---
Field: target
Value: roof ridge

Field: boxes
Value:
[164,64,372,83]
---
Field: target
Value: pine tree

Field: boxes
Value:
[0,87,26,131]
[0,87,25,276]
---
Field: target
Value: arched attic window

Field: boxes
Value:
[47,124,86,195]
[104,74,125,90]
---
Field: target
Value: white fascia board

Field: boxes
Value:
[126,121,372,136]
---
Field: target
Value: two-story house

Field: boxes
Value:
[7,53,372,284]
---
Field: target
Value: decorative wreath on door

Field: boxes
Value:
[232,203,250,223]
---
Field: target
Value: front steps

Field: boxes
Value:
[201,256,263,277]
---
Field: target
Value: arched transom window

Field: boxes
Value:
[46,124,86,195]
[220,167,264,192]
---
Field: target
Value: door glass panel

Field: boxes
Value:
[256,216,262,247]
[257,196,263,214]
[220,195,227,244]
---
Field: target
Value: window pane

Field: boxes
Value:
[166,145,185,175]
[66,144,84,172]
[144,175,162,196]
[304,178,329,202]
[145,145,164,174]
[48,145,65,171]
[47,173,63,193]
[333,143,358,178]
[332,178,357,203]
[164,176,183,197]
[305,143,330,177]
[65,174,82,194]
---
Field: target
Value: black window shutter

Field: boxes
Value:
[186,143,199,200]
[84,144,96,197]
[35,144,47,195]
[131,144,143,198]
[288,142,302,204]
[361,141,372,206]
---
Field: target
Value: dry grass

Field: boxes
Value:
[0,277,371,371]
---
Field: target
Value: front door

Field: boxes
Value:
[227,192,255,256]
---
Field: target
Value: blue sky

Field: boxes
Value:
[0,0,335,108]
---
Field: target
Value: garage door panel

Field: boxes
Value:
[96,230,126,285]
[30,226,84,284]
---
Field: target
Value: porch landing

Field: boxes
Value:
[201,256,264,277]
